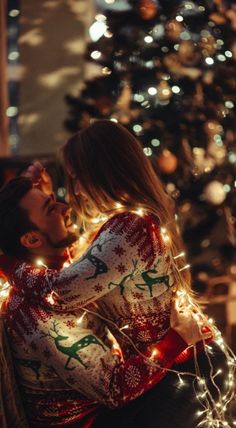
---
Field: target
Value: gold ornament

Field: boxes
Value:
[199,35,217,56]
[157,80,172,101]
[157,150,178,174]
[204,120,223,138]
[178,41,199,65]
[203,180,226,205]
[138,0,158,20]
[165,20,183,40]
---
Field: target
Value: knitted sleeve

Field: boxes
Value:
[9,212,166,309]
[5,308,186,408]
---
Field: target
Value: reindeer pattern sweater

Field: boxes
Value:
[8,212,177,353]
[3,211,188,426]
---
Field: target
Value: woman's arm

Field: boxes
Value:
[8,314,186,408]
[7,212,165,309]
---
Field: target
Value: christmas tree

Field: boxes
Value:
[64,0,236,301]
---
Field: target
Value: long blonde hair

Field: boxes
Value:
[62,119,192,294]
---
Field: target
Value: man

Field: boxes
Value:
[0,177,204,428]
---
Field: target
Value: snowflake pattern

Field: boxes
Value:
[93,283,104,293]
[65,319,76,329]
[124,365,141,389]
[113,245,126,256]
[116,263,127,274]
[132,292,144,300]
[137,330,152,342]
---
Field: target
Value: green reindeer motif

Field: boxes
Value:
[108,259,139,295]
[15,358,41,379]
[135,262,170,297]
[42,321,106,370]
[82,236,114,280]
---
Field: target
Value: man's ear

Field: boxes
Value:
[20,231,43,249]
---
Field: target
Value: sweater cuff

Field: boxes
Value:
[155,328,187,363]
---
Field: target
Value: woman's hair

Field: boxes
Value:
[62,119,192,294]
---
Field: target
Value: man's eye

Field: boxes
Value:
[48,205,56,213]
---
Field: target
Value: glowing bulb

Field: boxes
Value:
[95,14,106,22]
[136,208,144,217]
[205,57,214,65]
[6,106,18,117]
[92,217,102,224]
[144,36,153,44]
[225,50,232,58]
[133,124,142,133]
[36,259,47,268]
[63,262,70,268]
[143,147,153,156]
[172,85,181,94]
[173,252,185,259]
[217,54,226,62]
[73,224,78,229]
[89,21,108,41]
[151,349,158,358]
[148,87,157,96]
[151,138,160,147]
[115,202,123,209]
[91,50,101,60]
[161,227,170,243]
[46,293,55,305]
[120,324,129,330]
[77,312,86,324]
[9,9,20,17]
[104,30,113,38]
[178,264,190,272]
[102,67,112,75]
[8,51,19,61]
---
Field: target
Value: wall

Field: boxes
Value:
[18,0,94,155]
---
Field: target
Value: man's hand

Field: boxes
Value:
[22,161,53,195]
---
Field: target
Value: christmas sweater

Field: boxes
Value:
[3,286,187,426]
[7,212,177,355]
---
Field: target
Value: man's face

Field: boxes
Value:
[20,188,77,252]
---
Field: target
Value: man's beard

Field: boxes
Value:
[42,231,78,250]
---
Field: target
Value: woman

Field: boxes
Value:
[2,120,234,426]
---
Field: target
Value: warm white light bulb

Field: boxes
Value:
[89,21,108,42]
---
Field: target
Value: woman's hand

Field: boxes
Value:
[22,161,53,195]
[171,297,213,346]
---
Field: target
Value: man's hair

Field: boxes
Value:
[0,177,38,258]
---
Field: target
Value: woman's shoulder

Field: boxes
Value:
[91,210,165,267]
[101,210,160,234]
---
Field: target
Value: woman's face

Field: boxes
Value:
[68,170,88,201]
